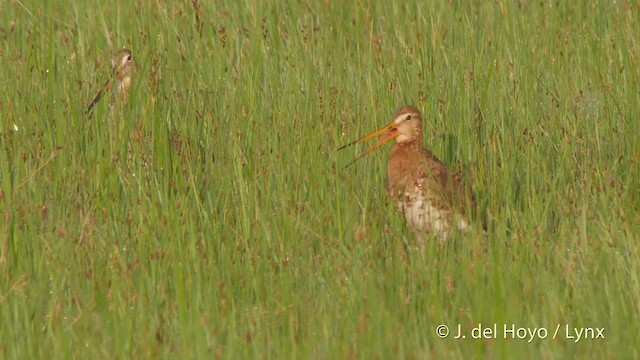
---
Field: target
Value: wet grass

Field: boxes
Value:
[1,1,639,358]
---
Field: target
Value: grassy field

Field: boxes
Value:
[1,0,639,358]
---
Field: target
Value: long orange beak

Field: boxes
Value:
[338,122,399,167]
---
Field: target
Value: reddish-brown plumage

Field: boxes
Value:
[342,105,477,241]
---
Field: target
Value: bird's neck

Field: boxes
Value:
[389,141,423,172]
[393,138,422,148]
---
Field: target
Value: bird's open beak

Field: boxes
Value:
[338,122,398,167]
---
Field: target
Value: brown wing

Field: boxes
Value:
[415,149,476,215]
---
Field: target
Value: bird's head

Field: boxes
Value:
[111,49,134,75]
[339,105,423,167]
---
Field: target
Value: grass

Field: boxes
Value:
[1,0,639,358]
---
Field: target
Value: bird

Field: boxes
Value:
[339,105,480,242]
[86,48,136,113]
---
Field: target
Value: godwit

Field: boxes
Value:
[87,48,136,112]
[340,105,479,241]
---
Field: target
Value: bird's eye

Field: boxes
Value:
[405,115,412,120]
[127,55,132,61]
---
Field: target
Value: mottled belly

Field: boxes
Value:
[395,188,469,241]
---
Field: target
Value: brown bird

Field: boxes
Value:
[87,48,136,113]
[340,105,479,241]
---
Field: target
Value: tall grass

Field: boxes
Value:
[1,1,639,358]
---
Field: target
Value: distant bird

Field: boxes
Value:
[340,105,480,241]
[87,48,136,113]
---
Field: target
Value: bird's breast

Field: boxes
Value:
[385,144,469,240]
[386,144,422,197]
[115,76,131,95]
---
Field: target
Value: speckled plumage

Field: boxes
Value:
[342,105,477,241]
